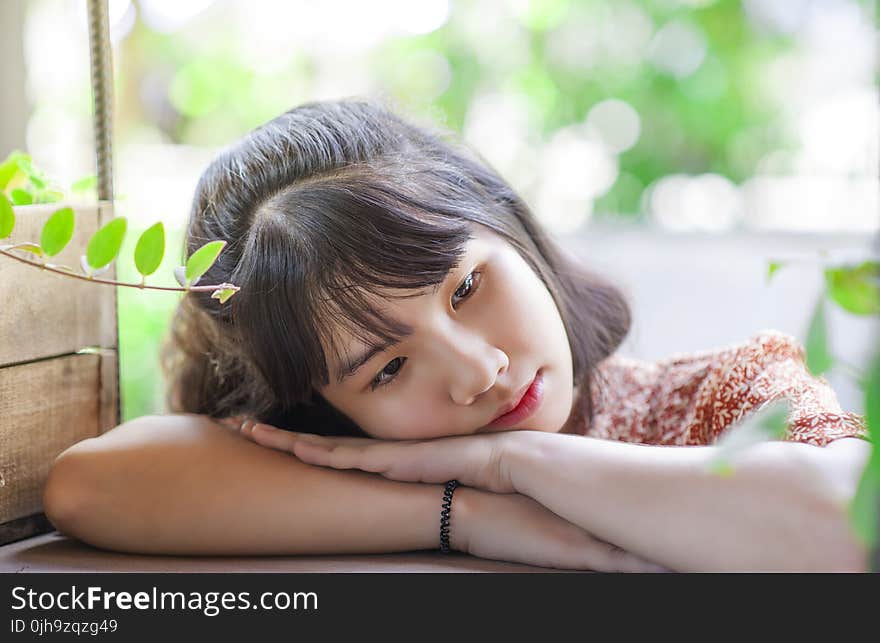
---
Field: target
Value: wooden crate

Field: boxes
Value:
[0,201,119,545]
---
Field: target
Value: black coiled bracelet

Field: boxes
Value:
[439,480,460,554]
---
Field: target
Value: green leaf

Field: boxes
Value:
[86,217,127,269]
[766,261,784,283]
[0,151,29,190]
[10,188,33,205]
[13,156,54,196]
[71,175,98,194]
[847,352,880,552]
[15,156,34,174]
[14,156,42,184]
[866,353,880,443]
[134,222,165,277]
[34,188,63,204]
[706,460,735,478]
[753,402,790,441]
[185,240,226,284]
[0,192,14,239]
[705,399,792,476]
[39,207,75,257]
[10,242,43,256]
[805,296,833,376]
[211,287,237,304]
[849,460,879,551]
[824,261,880,316]
[15,157,44,188]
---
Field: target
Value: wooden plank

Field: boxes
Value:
[0,532,568,572]
[98,346,119,436]
[0,200,120,541]
[0,353,102,529]
[0,201,117,366]
[0,513,54,548]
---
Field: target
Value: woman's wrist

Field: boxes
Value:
[445,485,477,554]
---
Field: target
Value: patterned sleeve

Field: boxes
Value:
[587,329,871,447]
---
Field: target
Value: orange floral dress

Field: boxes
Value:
[586,329,871,448]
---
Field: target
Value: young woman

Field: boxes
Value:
[43,99,872,572]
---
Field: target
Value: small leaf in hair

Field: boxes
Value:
[211,287,237,304]
[186,240,226,284]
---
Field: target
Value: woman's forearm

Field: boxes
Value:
[43,414,454,556]
[506,432,867,572]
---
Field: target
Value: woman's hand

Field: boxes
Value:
[237,420,518,494]
[456,487,669,572]
[233,419,669,572]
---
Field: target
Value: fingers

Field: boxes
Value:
[237,422,403,477]
[239,423,329,454]
[242,422,376,447]
[247,424,301,453]
[216,416,246,431]
[291,439,364,470]
[252,428,376,472]
[613,551,672,574]
[579,537,671,573]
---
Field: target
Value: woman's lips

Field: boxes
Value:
[487,370,544,429]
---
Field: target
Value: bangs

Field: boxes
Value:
[310,197,474,388]
[232,171,475,408]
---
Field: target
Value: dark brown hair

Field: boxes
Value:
[160,98,631,436]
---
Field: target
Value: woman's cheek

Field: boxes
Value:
[367,400,423,440]
[387,401,453,440]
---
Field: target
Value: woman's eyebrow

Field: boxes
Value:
[336,333,410,384]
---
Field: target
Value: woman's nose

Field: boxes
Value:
[445,337,509,406]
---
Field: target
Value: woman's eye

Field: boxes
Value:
[370,270,481,392]
[370,357,406,391]
[452,270,481,308]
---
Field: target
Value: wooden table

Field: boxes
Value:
[0,532,577,573]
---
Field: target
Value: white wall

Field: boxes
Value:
[561,224,880,414]
[0,0,27,157]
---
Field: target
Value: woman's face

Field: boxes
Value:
[317,225,578,440]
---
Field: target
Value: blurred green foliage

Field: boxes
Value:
[768,256,880,568]
[1,151,70,205]
[118,0,807,222]
[20,0,875,426]
[0,148,222,422]
[116,225,186,421]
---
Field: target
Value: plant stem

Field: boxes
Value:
[0,246,238,294]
